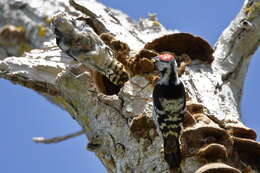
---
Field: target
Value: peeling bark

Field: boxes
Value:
[0,0,260,173]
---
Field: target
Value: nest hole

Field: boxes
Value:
[92,71,122,95]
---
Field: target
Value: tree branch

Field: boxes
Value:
[32,129,86,144]
[0,47,72,95]
[213,0,260,100]
[1,0,260,173]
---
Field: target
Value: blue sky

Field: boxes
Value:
[1,0,259,173]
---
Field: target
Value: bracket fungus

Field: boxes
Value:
[227,125,257,140]
[186,101,204,114]
[180,101,260,172]
[195,163,242,173]
[130,114,157,140]
[232,137,260,171]
[144,33,214,64]
[197,143,228,162]
[180,126,233,157]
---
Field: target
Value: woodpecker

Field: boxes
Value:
[152,53,186,172]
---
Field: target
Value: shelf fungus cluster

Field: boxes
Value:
[128,102,260,172]
[180,101,260,173]
[100,33,157,77]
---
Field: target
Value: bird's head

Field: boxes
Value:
[152,53,179,85]
[152,53,177,75]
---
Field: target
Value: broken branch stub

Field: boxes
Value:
[51,12,129,86]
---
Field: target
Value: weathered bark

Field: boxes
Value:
[0,0,260,173]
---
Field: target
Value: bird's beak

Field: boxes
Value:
[151,56,159,63]
[151,56,159,71]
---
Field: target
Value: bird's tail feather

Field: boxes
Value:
[164,135,181,173]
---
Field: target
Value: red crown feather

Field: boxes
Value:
[158,53,175,61]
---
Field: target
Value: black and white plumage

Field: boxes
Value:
[152,53,186,171]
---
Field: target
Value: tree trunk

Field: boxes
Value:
[1,0,260,172]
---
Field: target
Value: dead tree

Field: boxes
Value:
[0,0,260,172]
